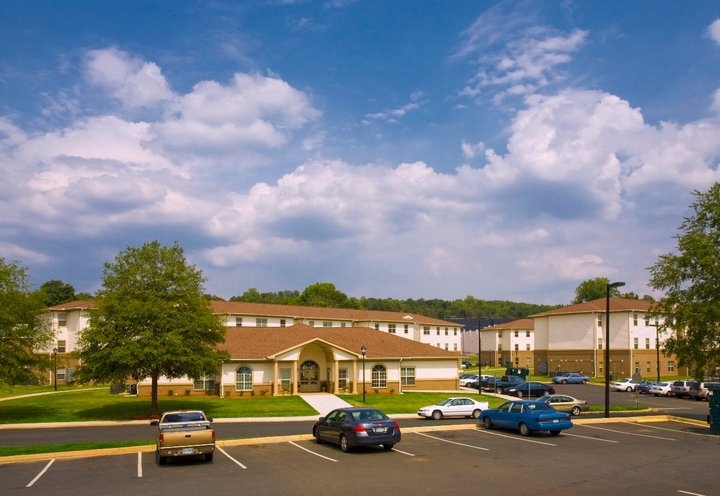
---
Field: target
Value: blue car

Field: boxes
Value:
[479,400,573,436]
[551,372,590,384]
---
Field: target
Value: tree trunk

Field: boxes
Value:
[150,374,159,415]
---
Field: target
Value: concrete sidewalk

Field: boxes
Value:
[298,393,352,416]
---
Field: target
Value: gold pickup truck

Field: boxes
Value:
[150,410,216,465]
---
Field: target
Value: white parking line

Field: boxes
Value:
[288,441,338,462]
[217,446,248,468]
[415,432,490,451]
[678,490,708,496]
[26,459,54,487]
[562,432,618,443]
[579,424,676,441]
[137,452,143,478]
[473,429,558,446]
[390,447,415,456]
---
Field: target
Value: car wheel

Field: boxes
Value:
[472,409,481,419]
[340,434,351,453]
[518,422,530,436]
[543,391,550,396]
[626,387,633,392]
[562,379,568,384]
[204,452,214,463]
[482,416,493,429]
[382,443,394,451]
[517,391,523,398]
[571,406,581,416]
[582,380,587,384]
[550,431,561,436]
[156,450,167,466]
[431,410,443,420]
[313,426,323,443]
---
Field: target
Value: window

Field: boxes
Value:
[453,343,457,351]
[57,368,66,381]
[514,330,519,337]
[633,337,638,349]
[280,319,286,327]
[436,328,440,336]
[308,320,315,327]
[256,318,267,327]
[646,361,651,373]
[667,361,675,372]
[235,366,252,391]
[498,331,503,338]
[634,362,640,374]
[498,344,503,351]
[338,368,348,389]
[341,322,346,327]
[514,344,519,351]
[404,324,409,334]
[644,315,650,326]
[280,368,292,392]
[599,362,604,374]
[423,326,430,335]
[371,364,387,389]
[389,324,396,334]
[444,327,448,336]
[598,338,602,350]
[57,313,67,327]
[56,340,66,353]
[323,321,332,327]
[401,367,415,386]
[526,331,530,337]
[375,323,380,330]
[194,376,215,391]
[526,344,530,351]
[645,338,650,349]
[633,313,638,325]
[598,315,602,327]
[445,344,448,350]
[235,317,242,327]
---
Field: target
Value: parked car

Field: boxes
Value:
[649,382,673,396]
[479,400,573,436]
[536,394,589,416]
[635,380,658,394]
[479,375,525,393]
[504,382,556,398]
[417,397,489,420]
[459,374,479,387]
[689,382,720,401]
[150,410,215,465]
[671,380,695,399]
[610,378,637,392]
[462,360,473,369]
[313,407,401,452]
[552,373,590,384]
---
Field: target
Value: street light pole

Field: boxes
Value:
[360,344,366,403]
[604,281,625,418]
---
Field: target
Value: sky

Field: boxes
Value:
[2,1,720,305]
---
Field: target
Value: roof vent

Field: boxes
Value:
[403,315,413,320]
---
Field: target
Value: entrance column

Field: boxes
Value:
[273,360,279,396]
[352,360,358,394]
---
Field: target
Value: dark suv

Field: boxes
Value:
[671,380,695,398]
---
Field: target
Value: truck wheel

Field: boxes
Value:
[156,451,167,466]
[204,452,214,463]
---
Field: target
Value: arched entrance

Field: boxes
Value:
[299,360,320,392]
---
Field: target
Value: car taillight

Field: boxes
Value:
[353,424,367,433]
[159,434,165,443]
[393,421,400,431]
[211,430,216,440]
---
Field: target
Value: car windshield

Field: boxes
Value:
[437,399,454,406]
[353,409,388,422]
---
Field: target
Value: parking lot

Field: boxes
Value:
[2,418,718,496]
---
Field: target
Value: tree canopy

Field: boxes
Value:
[649,183,720,379]
[39,279,76,306]
[0,258,53,384]
[75,241,228,414]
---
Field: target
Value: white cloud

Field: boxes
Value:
[708,19,720,45]
[85,48,173,108]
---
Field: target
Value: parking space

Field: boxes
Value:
[4,420,718,496]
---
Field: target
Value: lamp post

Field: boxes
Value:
[360,344,366,403]
[52,347,58,391]
[604,281,625,418]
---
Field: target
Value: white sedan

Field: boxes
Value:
[417,397,489,420]
[610,378,637,392]
[649,382,673,396]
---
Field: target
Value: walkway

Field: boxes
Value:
[298,393,352,416]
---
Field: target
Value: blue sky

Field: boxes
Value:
[2,1,720,305]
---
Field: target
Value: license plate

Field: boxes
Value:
[181,448,196,455]
[373,427,387,433]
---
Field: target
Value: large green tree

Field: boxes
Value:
[648,183,720,379]
[0,259,52,384]
[39,279,76,306]
[572,277,625,303]
[75,241,228,414]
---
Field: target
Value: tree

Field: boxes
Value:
[39,279,76,306]
[0,259,53,384]
[573,277,623,303]
[295,282,353,308]
[648,183,720,379]
[75,241,228,415]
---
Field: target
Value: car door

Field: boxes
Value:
[453,399,473,417]
[317,409,342,442]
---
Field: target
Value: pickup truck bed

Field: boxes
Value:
[151,410,216,465]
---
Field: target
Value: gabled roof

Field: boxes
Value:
[210,300,459,326]
[219,324,461,360]
[481,318,534,332]
[48,300,96,311]
[531,297,655,317]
